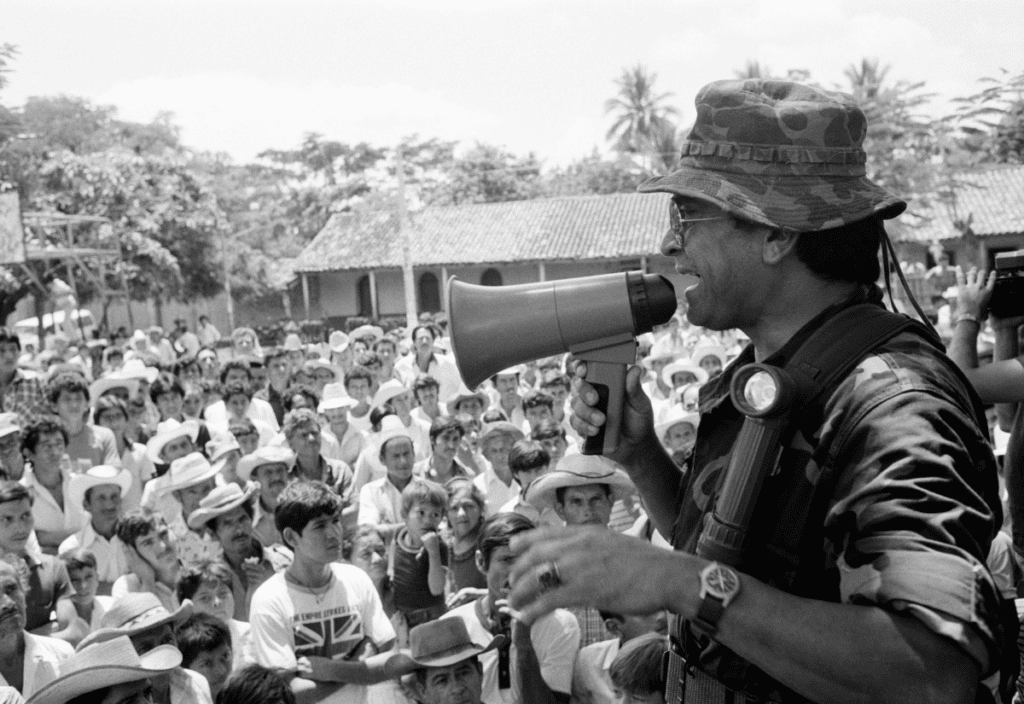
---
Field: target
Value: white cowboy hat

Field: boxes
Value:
[0,413,19,440]
[26,636,182,704]
[690,343,728,371]
[371,415,417,458]
[236,445,296,482]
[494,365,526,378]
[89,373,140,401]
[350,324,384,343]
[525,454,635,510]
[328,330,350,354]
[303,358,341,380]
[119,358,159,383]
[446,384,489,415]
[77,593,194,651]
[661,359,708,388]
[206,435,242,473]
[371,379,410,409]
[68,465,132,510]
[187,481,259,530]
[145,419,200,464]
[318,383,358,412]
[282,333,304,352]
[642,338,680,369]
[161,452,220,494]
[655,406,700,441]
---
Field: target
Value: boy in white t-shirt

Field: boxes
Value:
[246,480,397,704]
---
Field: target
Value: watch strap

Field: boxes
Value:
[693,594,726,636]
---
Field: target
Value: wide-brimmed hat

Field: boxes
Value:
[371,379,410,409]
[526,454,635,510]
[27,636,181,704]
[690,343,728,371]
[662,360,708,388]
[350,324,384,343]
[89,372,140,401]
[637,79,906,233]
[68,465,132,510]
[478,421,525,446]
[236,445,295,482]
[161,452,220,494]
[328,330,350,354]
[187,482,259,530]
[207,435,242,467]
[78,594,194,651]
[371,415,417,457]
[0,413,20,440]
[655,406,700,441]
[446,384,489,415]
[145,419,200,464]
[399,617,505,671]
[282,333,304,352]
[494,365,526,379]
[319,383,358,412]
[119,358,159,383]
[303,358,341,381]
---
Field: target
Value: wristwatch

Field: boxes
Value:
[693,561,741,637]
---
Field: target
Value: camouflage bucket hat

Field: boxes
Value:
[638,79,907,232]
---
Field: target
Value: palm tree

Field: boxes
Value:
[604,64,681,154]
[734,59,773,80]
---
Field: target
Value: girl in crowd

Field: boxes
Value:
[445,477,487,593]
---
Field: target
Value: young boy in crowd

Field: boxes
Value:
[608,633,670,704]
[177,559,250,671]
[176,611,234,701]
[572,611,668,704]
[112,509,181,612]
[246,480,396,702]
[59,548,113,632]
[499,440,560,528]
[391,479,448,637]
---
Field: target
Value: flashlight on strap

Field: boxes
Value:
[696,363,796,565]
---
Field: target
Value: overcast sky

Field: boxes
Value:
[4,0,1022,167]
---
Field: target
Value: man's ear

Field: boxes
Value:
[604,618,623,639]
[762,228,800,265]
[282,526,299,551]
[475,550,486,576]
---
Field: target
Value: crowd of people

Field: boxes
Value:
[0,76,1020,704]
[0,303,739,704]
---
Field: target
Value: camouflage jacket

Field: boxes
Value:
[671,300,1003,702]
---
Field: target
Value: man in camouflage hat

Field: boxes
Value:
[508,80,1001,703]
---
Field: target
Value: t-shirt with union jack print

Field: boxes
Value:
[246,562,396,704]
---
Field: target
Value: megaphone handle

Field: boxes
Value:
[581,360,626,456]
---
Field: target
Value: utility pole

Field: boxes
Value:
[397,145,417,330]
[221,229,236,332]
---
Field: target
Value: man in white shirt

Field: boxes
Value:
[357,423,416,541]
[203,362,279,436]
[443,513,579,704]
[472,422,524,516]
[197,315,222,349]
[318,383,364,467]
[59,465,132,594]
[395,325,462,404]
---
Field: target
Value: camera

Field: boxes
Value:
[989,250,1024,319]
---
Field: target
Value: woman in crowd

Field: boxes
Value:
[444,477,487,593]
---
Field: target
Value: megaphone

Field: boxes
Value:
[447,271,676,455]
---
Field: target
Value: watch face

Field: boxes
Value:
[705,565,739,598]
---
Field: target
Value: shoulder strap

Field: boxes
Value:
[782,304,939,420]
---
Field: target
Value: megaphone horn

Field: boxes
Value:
[447,271,676,455]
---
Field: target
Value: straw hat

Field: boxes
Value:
[690,343,728,372]
[371,379,410,409]
[318,383,358,412]
[282,333,304,352]
[661,360,708,388]
[206,435,242,471]
[77,593,194,651]
[26,636,181,704]
[399,617,505,671]
[525,454,634,510]
[236,445,296,482]
[350,324,384,343]
[303,358,341,381]
[119,358,159,383]
[161,453,220,494]
[478,421,525,446]
[328,330,350,354]
[655,406,700,441]
[0,413,19,440]
[145,419,200,464]
[494,365,526,379]
[68,465,132,510]
[446,384,489,415]
[89,373,140,402]
[187,482,259,530]
[371,415,417,458]
[642,338,681,369]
